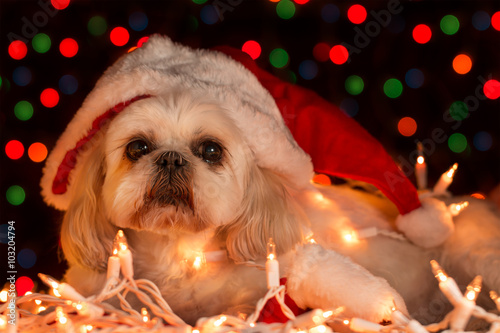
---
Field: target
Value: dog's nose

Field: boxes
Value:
[156,151,187,168]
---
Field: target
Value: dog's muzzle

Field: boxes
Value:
[146,151,194,210]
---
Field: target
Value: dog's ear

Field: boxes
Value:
[220,166,304,262]
[60,144,117,272]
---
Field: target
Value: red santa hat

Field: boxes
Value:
[41,35,453,248]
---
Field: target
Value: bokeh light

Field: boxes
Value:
[312,42,330,62]
[339,98,359,117]
[200,5,219,24]
[59,38,78,57]
[28,142,48,162]
[59,74,78,95]
[88,16,107,36]
[345,75,364,95]
[398,117,417,137]
[40,88,60,108]
[483,79,500,99]
[312,174,331,185]
[448,133,468,153]
[293,0,309,4]
[242,40,261,60]
[412,24,432,44]
[12,66,32,87]
[472,11,490,31]
[492,11,500,31]
[321,3,340,23]
[192,0,208,3]
[15,276,34,296]
[137,36,149,48]
[405,68,424,88]
[129,12,148,31]
[5,140,24,160]
[51,0,70,10]
[347,4,367,24]
[452,54,472,74]
[473,131,492,151]
[383,78,403,98]
[276,0,296,20]
[329,45,349,65]
[14,101,34,121]
[440,15,459,35]
[32,33,51,53]
[299,60,318,80]
[6,185,26,206]
[8,40,28,60]
[18,248,37,269]
[269,48,289,68]
[449,101,469,121]
[110,27,130,46]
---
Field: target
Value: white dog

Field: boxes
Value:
[41,35,500,326]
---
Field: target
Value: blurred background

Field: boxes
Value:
[1,0,499,294]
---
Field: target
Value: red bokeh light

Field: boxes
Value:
[398,117,417,137]
[51,0,70,10]
[329,45,349,65]
[483,79,500,100]
[347,4,367,24]
[8,40,28,60]
[5,140,24,160]
[412,24,432,44]
[59,38,78,57]
[110,27,130,47]
[491,11,500,31]
[293,0,310,4]
[313,42,330,62]
[40,88,60,108]
[15,276,34,296]
[137,36,150,48]
[242,40,262,60]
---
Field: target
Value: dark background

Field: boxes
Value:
[1,0,499,291]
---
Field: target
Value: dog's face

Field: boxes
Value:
[101,94,248,233]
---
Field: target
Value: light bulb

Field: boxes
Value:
[265,238,280,289]
[490,291,500,311]
[141,307,150,322]
[433,163,458,195]
[429,260,462,305]
[114,229,129,252]
[267,238,277,260]
[449,201,469,216]
[415,153,428,190]
[113,230,134,280]
[465,275,482,302]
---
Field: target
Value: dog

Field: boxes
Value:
[41,35,500,326]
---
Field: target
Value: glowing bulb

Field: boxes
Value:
[433,163,458,195]
[343,230,359,244]
[113,230,134,280]
[267,238,277,260]
[0,290,8,302]
[430,260,463,305]
[56,306,68,325]
[25,291,32,296]
[490,291,500,310]
[214,316,227,327]
[447,163,458,178]
[35,299,42,305]
[141,307,150,322]
[37,306,47,313]
[192,330,200,333]
[465,275,482,301]
[343,319,350,325]
[417,156,424,164]
[0,315,6,327]
[38,273,86,301]
[114,230,129,252]
[250,323,255,328]
[265,238,280,289]
[38,273,60,289]
[449,201,469,216]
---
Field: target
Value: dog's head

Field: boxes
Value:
[60,92,305,271]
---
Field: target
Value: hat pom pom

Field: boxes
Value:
[396,197,454,248]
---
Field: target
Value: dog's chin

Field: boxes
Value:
[120,200,210,234]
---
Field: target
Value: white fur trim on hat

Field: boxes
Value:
[41,35,313,210]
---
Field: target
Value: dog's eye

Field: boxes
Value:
[199,141,223,164]
[126,140,151,161]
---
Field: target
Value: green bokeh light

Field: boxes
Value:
[383,78,403,98]
[448,133,468,153]
[14,101,34,121]
[192,0,208,4]
[0,76,2,89]
[6,185,25,206]
[32,33,51,53]
[269,48,289,68]
[449,101,468,121]
[88,16,108,36]
[276,0,295,20]
[345,75,364,95]
[188,15,199,31]
[440,15,460,35]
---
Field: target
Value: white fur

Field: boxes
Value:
[56,93,500,326]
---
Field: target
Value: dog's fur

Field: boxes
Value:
[59,92,500,325]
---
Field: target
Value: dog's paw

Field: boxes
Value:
[285,244,408,323]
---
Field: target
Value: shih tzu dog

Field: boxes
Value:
[41,35,500,326]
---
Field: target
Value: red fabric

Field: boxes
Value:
[215,47,421,215]
[258,278,307,323]
[52,95,151,195]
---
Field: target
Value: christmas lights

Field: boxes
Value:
[490,291,500,311]
[430,260,463,305]
[448,201,469,216]
[265,238,280,289]
[433,163,458,195]
[114,230,135,282]
[38,273,86,302]
[450,276,482,331]
[346,318,383,332]
[415,143,428,190]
